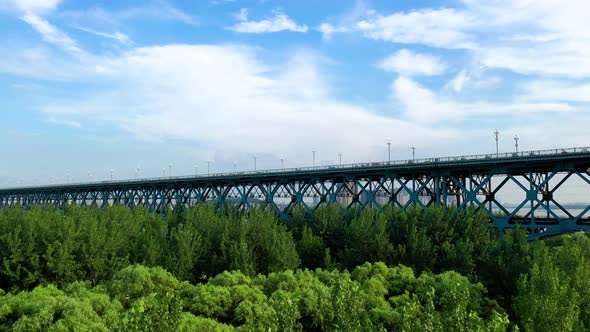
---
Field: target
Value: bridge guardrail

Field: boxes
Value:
[3,146,590,190]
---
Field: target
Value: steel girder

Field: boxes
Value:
[2,150,590,239]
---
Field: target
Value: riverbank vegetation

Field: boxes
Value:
[0,205,588,330]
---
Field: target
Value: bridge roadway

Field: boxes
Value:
[2,147,590,239]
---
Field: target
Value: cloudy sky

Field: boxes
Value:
[1,0,590,186]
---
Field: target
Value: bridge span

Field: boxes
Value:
[2,147,590,239]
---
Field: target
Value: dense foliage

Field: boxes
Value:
[0,263,508,331]
[0,204,588,330]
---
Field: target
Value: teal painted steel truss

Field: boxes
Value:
[2,147,590,239]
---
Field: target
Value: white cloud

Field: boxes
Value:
[478,44,590,78]
[21,13,81,54]
[393,76,574,125]
[355,8,475,49]
[317,23,351,40]
[228,10,308,33]
[0,0,61,14]
[321,0,590,79]
[520,80,590,103]
[234,8,248,21]
[449,69,469,92]
[36,44,453,163]
[378,49,446,76]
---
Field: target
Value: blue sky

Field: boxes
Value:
[1,0,590,186]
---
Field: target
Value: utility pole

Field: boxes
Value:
[411,145,416,161]
[338,152,342,166]
[312,150,316,168]
[494,129,499,157]
[514,135,519,153]
[387,141,391,163]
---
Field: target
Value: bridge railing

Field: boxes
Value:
[4,146,590,190]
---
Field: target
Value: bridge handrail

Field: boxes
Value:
[3,146,590,190]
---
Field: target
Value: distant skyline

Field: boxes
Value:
[1,0,590,186]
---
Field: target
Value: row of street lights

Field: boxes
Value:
[43,131,522,186]
[494,129,521,156]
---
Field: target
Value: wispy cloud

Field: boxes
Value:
[59,2,198,27]
[228,9,308,33]
[378,49,446,76]
[21,13,81,54]
[74,26,130,44]
[46,117,82,128]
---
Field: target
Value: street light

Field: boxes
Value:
[194,166,198,176]
[280,158,284,170]
[253,156,257,171]
[338,152,342,166]
[387,141,391,163]
[169,163,173,178]
[411,145,416,161]
[110,169,113,181]
[207,161,211,175]
[514,135,519,153]
[494,129,499,157]
[312,150,316,168]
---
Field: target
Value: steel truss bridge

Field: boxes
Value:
[2,147,590,239]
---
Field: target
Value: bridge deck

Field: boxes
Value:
[2,147,590,193]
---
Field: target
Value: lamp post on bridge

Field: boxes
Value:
[110,169,113,181]
[338,152,342,166]
[494,129,499,157]
[207,161,211,176]
[169,163,173,178]
[194,166,198,176]
[514,135,519,153]
[312,150,316,168]
[234,162,237,172]
[253,156,257,171]
[280,158,284,170]
[411,145,416,161]
[387,141,391,163]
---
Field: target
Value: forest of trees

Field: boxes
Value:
[0,204,589,331]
